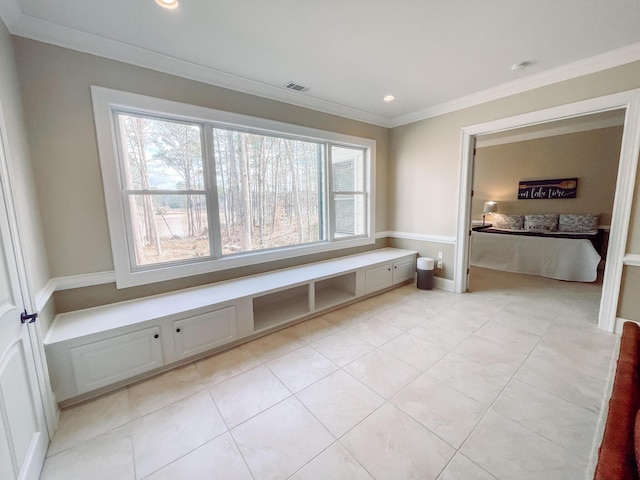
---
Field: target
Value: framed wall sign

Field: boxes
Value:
[518,178,578,200]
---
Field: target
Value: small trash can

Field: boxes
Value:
[417,257,434,290]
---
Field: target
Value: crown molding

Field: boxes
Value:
[389,42,640,128]
[8,15,391,127]
[5,10,640,130]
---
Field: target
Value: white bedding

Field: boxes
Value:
[470,231,601,282]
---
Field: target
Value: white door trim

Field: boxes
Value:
[454,89,640,333]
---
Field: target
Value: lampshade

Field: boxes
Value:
[483,201,498,214]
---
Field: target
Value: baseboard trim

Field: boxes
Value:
[614,317,637,334]
[586,331,621,479]
[434,276,455,292]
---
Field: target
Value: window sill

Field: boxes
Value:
[117,235,376,288]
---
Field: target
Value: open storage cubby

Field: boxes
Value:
[45,248,416,403]
[253,284,310,332]
[314,272,357,311]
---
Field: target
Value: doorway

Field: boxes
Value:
[467,110,624,316]
[454,89,640,332]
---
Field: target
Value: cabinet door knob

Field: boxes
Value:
[154,334,159,339]
[176,328,181,333]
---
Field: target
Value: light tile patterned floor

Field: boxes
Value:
[40,267,618,480]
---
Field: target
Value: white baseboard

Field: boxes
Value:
[434,276,455,292]
[586,331,621,480]
[614,317,638,334]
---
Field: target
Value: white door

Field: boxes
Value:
[0,114,48,478]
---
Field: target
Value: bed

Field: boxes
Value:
[469,213,603,282]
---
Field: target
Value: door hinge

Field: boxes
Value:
[21,310,38,324]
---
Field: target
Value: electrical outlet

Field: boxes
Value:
[438,251,443,260]
[437,260,443,269]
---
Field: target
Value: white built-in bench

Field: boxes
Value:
[44,248,417,403]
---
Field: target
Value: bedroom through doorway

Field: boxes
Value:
[453,89,640,332]
[467,109,625,320]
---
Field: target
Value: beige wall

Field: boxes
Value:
[389,61,640,311]
[389,61,640,238]
[12,37,390,283]
[618,266,640,320]
[628,162,640,254]
[473,126,622,225]
[0,23,51,324]
[9,33,640,322]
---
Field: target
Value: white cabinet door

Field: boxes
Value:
[364,263,393,293]
[392,258,415,284]
[70,327,163,395]
[173,306,237,360]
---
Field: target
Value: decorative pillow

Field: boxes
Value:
[493,213,524,230]
[524,214,558,232]
[558,213,599,232]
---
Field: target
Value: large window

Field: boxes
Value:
[92,87,375,287]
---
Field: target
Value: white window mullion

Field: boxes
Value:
[204,124,223,259]
[122,191,141,270]
[326,143,336,241]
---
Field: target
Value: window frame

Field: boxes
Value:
[92,86,376,288]
[329,145,368,240]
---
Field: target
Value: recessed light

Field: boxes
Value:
[155,0,179,9]
[383,95,396,102]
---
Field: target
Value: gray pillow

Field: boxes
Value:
[524,214,558,232]
[558,213,599,232]
[493,214,524,230]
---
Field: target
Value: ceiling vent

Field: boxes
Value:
[283,82,309,93]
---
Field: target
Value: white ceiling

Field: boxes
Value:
[2,0,640,127]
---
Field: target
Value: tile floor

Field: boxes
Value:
[40,267,618,480]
